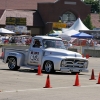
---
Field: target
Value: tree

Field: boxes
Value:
[48,29,54,34]
[84,0,94,3]
[83,14,93,30]
[84,0,99,13]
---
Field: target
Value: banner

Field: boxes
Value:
[6,17,16,25]
[53,22,67,28]
[6,17,26,25]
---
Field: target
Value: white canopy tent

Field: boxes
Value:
[61,30,79,36]
[0,28,15,34]
[57,34,71,41]
[62,18,89,32]
[58,30,79,41]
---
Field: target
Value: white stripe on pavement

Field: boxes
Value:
[0,84,100,93]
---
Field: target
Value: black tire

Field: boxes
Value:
[71,72,80,75]
[8,57,20,70]
[34,69,38,72]
[44,61,54,73]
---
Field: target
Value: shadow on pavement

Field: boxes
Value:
[0,68,85,75]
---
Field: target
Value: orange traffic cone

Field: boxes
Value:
[89,69,96,80]
[86,54,89,59]
[36,65,42,75]
[43,74,52,88]
[0,52,4,59]
[97,73,100,84]
[73,73,80,86]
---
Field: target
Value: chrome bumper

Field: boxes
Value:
[60,67,88,73]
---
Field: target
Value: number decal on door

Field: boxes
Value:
[30,52,39,63]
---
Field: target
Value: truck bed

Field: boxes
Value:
[2,45,29,50]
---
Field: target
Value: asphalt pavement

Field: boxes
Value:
[0,57,100,100]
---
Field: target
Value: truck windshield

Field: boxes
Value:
[43,39,66,49]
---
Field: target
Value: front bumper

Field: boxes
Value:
[60,67,88,73]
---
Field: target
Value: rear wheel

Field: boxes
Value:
[8,57,20,70]
[44,61,54,73]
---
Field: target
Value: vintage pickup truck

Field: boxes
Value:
[3,36,88,74]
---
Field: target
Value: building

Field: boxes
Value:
[0,0,91,36]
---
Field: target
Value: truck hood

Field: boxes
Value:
[44,48,82,57]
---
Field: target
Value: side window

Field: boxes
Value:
[43,40,50,48]
[33,39,41,48]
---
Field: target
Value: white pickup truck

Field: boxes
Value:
[3,36,88,74]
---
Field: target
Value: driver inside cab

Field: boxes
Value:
[33,40,41,48]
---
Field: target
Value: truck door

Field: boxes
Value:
[27,39,43,66]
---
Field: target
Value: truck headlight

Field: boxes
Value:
[84,62,88,68]
[61,60,66,67]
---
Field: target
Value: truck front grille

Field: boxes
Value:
[64,59,86,68]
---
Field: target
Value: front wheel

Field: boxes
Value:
[44,61,54,73]
[8,57,20,70]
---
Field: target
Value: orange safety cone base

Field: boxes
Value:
[73,84,80,86]
[36,73,42,75]
[96,83,100,84]
[89,78,96,80]
[43,86,52,88]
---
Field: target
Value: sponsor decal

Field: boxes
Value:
[30,52,39,63]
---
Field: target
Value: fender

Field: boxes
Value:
[5,52,25,66]
[42,55,63,70]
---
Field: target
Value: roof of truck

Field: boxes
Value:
[33,36,62,40]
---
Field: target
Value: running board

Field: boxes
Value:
[21,65,38,69]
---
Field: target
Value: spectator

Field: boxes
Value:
[94,40,97,46]
[10,37,15,43]
[21,37,26,45]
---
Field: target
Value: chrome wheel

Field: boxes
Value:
[8,57,20,70]
[44,61,54,73]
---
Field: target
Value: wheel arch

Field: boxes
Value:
[7,56,17,63]
[6,52,24,66]
[42,56,62,71]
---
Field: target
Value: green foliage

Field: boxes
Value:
[83,14,93,30]
[48,30,54,34]
[84,0,94,3]
[84,0,99,13]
